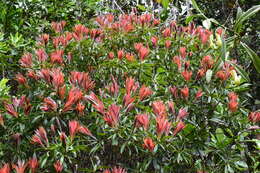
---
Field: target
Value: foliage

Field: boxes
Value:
[0,0,98,77]
[0,13,259,172]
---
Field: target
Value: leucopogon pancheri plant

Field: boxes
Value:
[0,12,259,173]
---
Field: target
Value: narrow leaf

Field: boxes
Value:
[241,42,260,73]
[235,5,260,33]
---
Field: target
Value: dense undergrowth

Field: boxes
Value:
[0,12,259,173]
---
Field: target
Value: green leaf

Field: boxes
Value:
[236,7,243,20]
[220,35,227,61]
[190,0,205,17]
[137,5,146,11]
[185,14,203,24]
[190,0,220,25]
[161,0,169,9]
[216,128,226,143]
[241,42,260,73]
[120,142,127,154]
[225,164,234,173]
[234,5,260,33]
[235,161,248,169]
[0,78,8,89]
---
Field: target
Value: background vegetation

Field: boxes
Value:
[0,0,259,172]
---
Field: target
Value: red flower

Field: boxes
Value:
[85,92,105,115]
[170,86,178,99]
[117,50,124,60]
[138,46,150,61]
[12,160,27,173]
[125,77,135,94]
[108,76,119,96]
[139,85,153,101]
[51,21,66,33]
[15,73,27,85]
[104,104,120,127]
[39,34,49,45]
[165,40,171,49]
[65,32,73,42]
[58,86,66,100]
[125,53,135,62]
[197,170,208,173]
[0,114,4,126]
[51,68,64,88]
[216,28,223,36]
[38,69,51,83]
[123,94,135,112]
[69,122,92,139]
[59,132,67,143]
[182,70,192,81]
[106,13,114,23]
[173,121,186,136]
[69,120,79,140]
[41,97,58,112]
[135,114,149,130]
[35,48,48,62]
[228,100,238,112]
[111,166,127,173]
[196,68,206,79]
[173,56,181,71]
[180,86,189,100]
[76,102,85,115]
[28,155,38,173]
[195,89,203,99]
[156,116,171,137]
[228,92,238,112]
[134,43,143,52]
[103,170,111,173]
[4,102,18,118]
[108,52,115,59]
[78,125,92,136]
[228,92,238,101]
[199,29,212,45]
[143,137,155,152]
[31,135,44,147]
[0,163,10,173]
[168,101,175,114]
[50,50,64,64]
[170,21,177,29]
[63,87,83,112]
[179,47,186,58]
[152,101,167,117]
[19,53,32,67]
[163,27,171,37]
[70,71,95,91]
[90,29,102,39]
[26,70,38,80]
[177,108,188,120]
[53,161,63,173]
[153,18,160,26]
[248,112,260,123]
[32,127,48,146]
[151,36,158,47]
[201,55,214,69]
[73,24,88,41]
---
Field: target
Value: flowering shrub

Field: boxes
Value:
[0,13,259,172]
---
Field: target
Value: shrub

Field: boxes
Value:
[0,13,259,172]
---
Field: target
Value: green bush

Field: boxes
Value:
[0,13,259,173]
